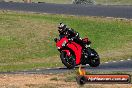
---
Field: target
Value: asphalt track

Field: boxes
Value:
[0,2,132,18]
[0,59,132,74]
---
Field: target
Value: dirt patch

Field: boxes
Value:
[0,74,77,88]
[0,74,131,88]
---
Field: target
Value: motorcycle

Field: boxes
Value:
[54,36,100,69]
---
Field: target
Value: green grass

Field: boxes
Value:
[95,0,132,5]
[0,10,132,72]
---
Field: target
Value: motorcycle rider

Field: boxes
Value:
[57,23,91,48]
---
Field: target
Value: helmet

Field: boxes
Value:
[58,23,67,33]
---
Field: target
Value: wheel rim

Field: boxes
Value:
[90,55,100,66]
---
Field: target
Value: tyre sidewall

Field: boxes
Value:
[88,49,100,67]
[60,51,75,69]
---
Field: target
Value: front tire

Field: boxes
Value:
[60,51,75,69]
[88,49,100,67]
[89,55,100,67]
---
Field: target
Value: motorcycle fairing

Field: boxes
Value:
[67,42,82,65]
[56,37,68,49]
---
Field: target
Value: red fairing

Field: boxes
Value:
[56,37,68,48]
[56,37,82,65]
[67,42,82,65]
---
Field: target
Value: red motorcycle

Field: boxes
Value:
[54,36,100,69]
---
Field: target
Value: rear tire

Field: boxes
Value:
[60,51,75,69]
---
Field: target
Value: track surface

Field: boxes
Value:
[0,2,132,18]
[0,59,132,74]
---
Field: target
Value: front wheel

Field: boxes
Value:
[89,55,100,67]
[60,51,75,69]
[88,49,100,67]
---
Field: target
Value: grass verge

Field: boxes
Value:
[95,0,132,5]
[0,10,132,72]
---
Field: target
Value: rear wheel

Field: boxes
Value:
[60,51,75,69]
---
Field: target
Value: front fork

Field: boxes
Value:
[62,50,76,66]
[81,47,95,64]
[62,50,71,56]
